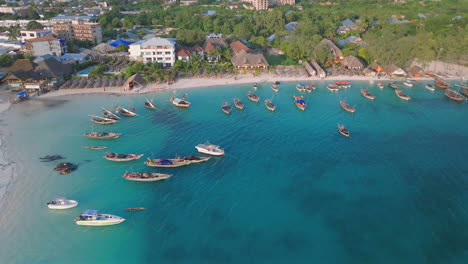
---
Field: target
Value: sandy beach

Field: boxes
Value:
[37,73,438,99]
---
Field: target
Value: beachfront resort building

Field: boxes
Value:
[128,37,176,67]
[19,29,54,42]
[246,0,295,10]
[231,49,269,70]
[22,37,66,57]
[53,22,103,43]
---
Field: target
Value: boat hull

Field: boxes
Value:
[76,219,125,226]
[48,200,78,210]
[104,154,143,162]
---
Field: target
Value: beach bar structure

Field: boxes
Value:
[303,61,316,77]
[341,55,364,70]
[231,50,269,70]
[383,64,407,77]
[124,74,145,90]
[5,70,46,91]
[310,60,326,78]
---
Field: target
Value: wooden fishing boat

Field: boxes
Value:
[264,99,276,111]
[296,84,306,92]
[388,82,398,89]
[462,87,468,97]
[304,85,312,93]
[310,83,317,90]
[117,106,138,116]
[435,79,450,89]
[85,132,121,139]
[377,82,384,89]
[183,156,211,163]
[125,207,146,211]
[445,89,466,102]
[327,84,339,91]
[293,96,306,110]
[222,102,232,114]
[233,98,244,110]
[11,91,29,104]
[170,97,191,107]
[338,124,350,137]
[247,92,260,102]
[144,100,156,109]
[123,171,173,182]
[104,153,143,162]
[90,115,119,125]
[102,108,120,120]
[145,158,191,167]
[336,81,351,88]
[253,83,258,90]
[59,166,77,175]
[340,100,355,113]
[395,90,411,101]
[54,162,75,171]
[425,84,435,91]
[360,89,376,100]
[83,146,108,150]
[272,85,279,92]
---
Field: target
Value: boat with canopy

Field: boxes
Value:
[74,210,125,226]
[340,100,355,113]
[104,153,143,162]
[293,96,306,110]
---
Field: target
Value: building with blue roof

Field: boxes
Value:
[110,39,130,47]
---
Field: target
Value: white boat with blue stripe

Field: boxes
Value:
[74,210,125,226]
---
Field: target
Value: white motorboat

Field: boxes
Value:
[195,142,225,156]
[47,197,78,210]
[403,80,414,87]
[74,210,125,226]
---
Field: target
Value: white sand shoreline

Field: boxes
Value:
[38,74,441,99]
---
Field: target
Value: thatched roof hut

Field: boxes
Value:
[383,64,406,76]
[124,74,145,90]
[303,61,316,77]
[341,55,364,69]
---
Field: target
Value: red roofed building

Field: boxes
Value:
[229,40,251,55]
[191,45,204,57]
[23,37,66,57]
[176,47,193,62]
[203,37,228,62]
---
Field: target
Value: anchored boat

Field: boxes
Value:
[233,98,244,110]
[377,82,384,89]
[102,108,120,120]
[145,100,156,109]
[360,89,376,100]
[272,85,279,92]
[83,146,108,150]
[293,96,306,110]
[264,99,276,111]
[395,90,411,100]
[327,84,339,91]
[195,142,225,156]
[183,156,211,163]
[340,100,355,113]
[47,197,78,210]
[247,92,260,102]
[85,132,121,139]
[388,82,398,89]
[338,124,350,137]
[222,102,232,114]
[170,97,191,107]
[296,84,306,92]
[104,153,143,162]
[425,84,435,91]
[145,158,191,167]
[90,115,119,125]
[123,171,173,182]
[445,89,466,102]
[117,106,138,116]
[74,210,125,226]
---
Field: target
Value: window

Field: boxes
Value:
[157,57,163,60]
[165,52,171,55]
[156,52,162,55]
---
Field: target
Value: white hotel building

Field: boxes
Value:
[128,38,176,67]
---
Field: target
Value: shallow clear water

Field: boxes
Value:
[0,81,467,263]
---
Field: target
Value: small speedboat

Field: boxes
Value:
[47,197,78,210]
[293,96,306,110]
[145,158,191,167]
[123,171,173,181]
[395,90,411,100]
[247,92,260,102]
[360,89,376,100]
[222,102,232,114]
[85,132,121,139]
[377,82,384,89]
[272,85,279,92]
[117,106,138,116]
[340,100,355,113]
[183,156,211,163]
[104,153,143,162]
[425,84,435,91]
[264,99,276,111]
[403,80,413,87]
[338,124,350,137]
[233,98,244,110]
[75,210,125,226]
[145,100,156,109]
[195,142,225,156]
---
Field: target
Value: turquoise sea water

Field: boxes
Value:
[0,81,467,263]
